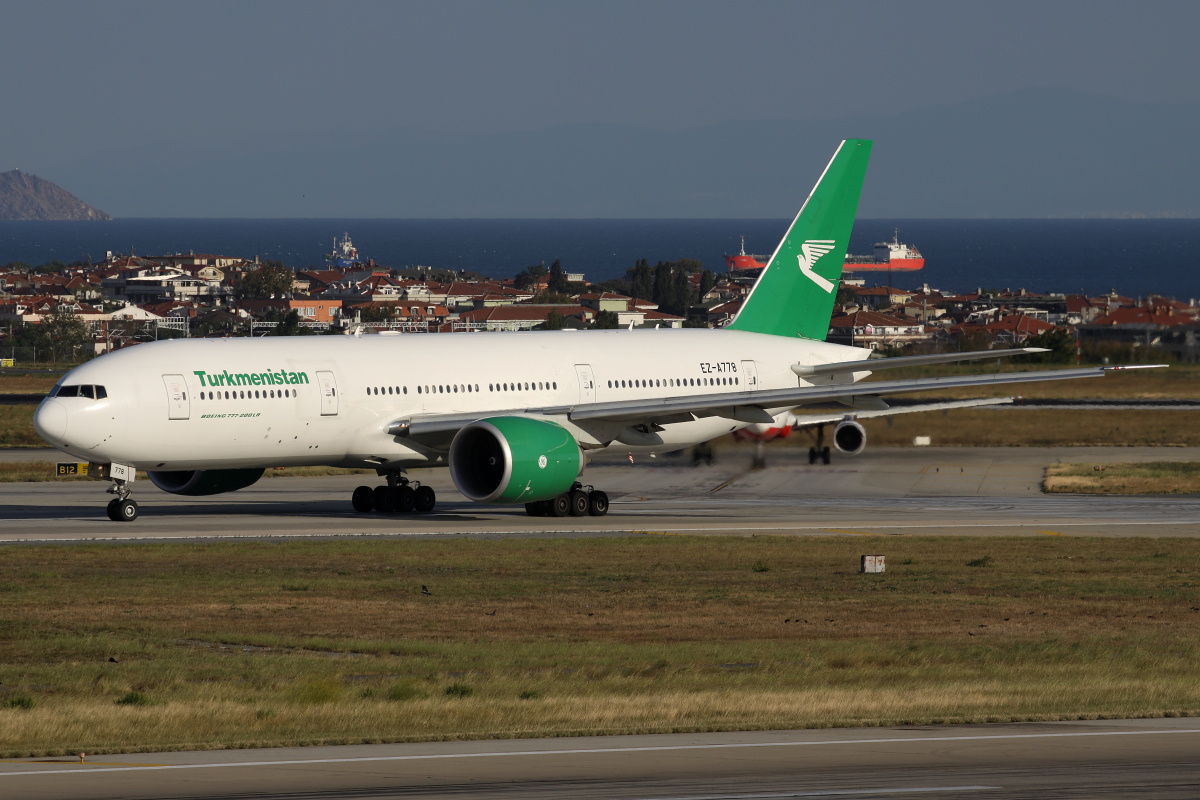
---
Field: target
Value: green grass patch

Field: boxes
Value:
[1045,461,1200,494]
[2,536,1200,755]
[0,405,44,448]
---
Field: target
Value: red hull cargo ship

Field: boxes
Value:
[725,229,924,273]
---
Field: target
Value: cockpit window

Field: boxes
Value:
[54,385,106,399]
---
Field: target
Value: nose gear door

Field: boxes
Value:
[162,374,190,420]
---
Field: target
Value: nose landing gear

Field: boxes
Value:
[352,471,436,515]
[102,463,139,521]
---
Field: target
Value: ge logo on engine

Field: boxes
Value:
[538,455,548,469]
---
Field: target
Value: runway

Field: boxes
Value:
[3,718,1199,799]
[1,446,1198,541]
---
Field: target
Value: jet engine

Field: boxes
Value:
[148,468,266,496]
[449,417,583,504]
[832,419,867,456]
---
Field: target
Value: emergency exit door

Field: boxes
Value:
[317,371,338,415]
[740,360,759,390]
[162,374,190,420]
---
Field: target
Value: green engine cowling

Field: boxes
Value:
[449,417,582,504]
[147,468,266,496]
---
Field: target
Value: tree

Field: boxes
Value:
[541,309,564,330]
[593,310,620,329]
[530,289,573,304]
[19,306,91,363]
[513,263,546,290]
[240,260,294,299]
[547,259,569,294]
[835,284,858,308]
[1014,327,1075,363]
[274,309,303,336]
[628,260,653,302]
[698,269,716,299]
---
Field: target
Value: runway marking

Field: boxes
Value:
[0,517,1197,544]
[709,478,739,494]
[631,787,999,799]
[5,727,1200,777]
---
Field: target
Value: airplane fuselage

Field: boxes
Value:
[36,328,870,472]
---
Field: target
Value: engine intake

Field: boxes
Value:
[833,419,867,456]
[449,417,582,504]
[148,468,265,496]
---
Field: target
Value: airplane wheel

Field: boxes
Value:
[568,489,589,516]
[821,446,831,465]
[106,498,121,521]
[587,490,609,517]
[414,485,436,513]
[394,485,416,513]
[525,501,545,517]
[808,447,817,465]
[373,485,395,513]
[116,498,139,522]
[548,494,570,517]
[352,485,374,513]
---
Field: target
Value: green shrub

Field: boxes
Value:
[115,691,149,706]
[444,683,473,698]
[387,681,422,702]
[292,678,343,704]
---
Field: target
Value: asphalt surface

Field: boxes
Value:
[4,719,1199,799]
[1,445,1198,541]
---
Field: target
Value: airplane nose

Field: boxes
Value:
[34,399,67,442]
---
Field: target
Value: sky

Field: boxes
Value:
[3,0,1199,216]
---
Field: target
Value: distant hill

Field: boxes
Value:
[0,170,111,220]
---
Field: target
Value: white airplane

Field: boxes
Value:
[33,139,1155,521]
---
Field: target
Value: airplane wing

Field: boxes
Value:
[388,364,1162,444]
[789,396,1014,429]
[565,364,1161,425]
[790,347,1048,377]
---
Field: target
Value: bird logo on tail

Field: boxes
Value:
[797,239,837,293]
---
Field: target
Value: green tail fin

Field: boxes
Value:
[726,139,872,339]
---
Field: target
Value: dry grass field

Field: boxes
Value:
[1,536,1199,756]
[0,372,60,394]
[850,409,1200,448]
[1045,462,1200,494]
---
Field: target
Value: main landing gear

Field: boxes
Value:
[524,483,609,517]
[807,424,832,466]
[352,472,436,514]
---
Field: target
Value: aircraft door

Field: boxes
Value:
[740,360,759,390]
[317,370,338,416]
[162,374,190,420]
[574,364,596,404]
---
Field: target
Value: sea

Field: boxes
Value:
[1,218,1198,301]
